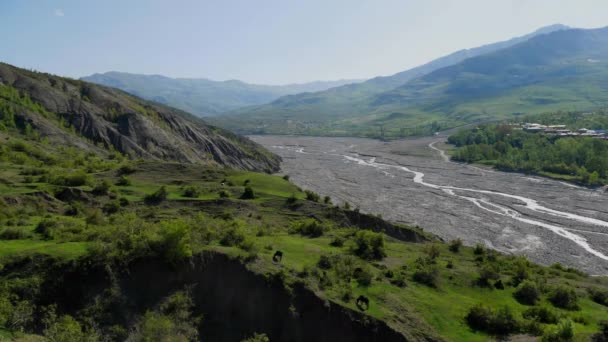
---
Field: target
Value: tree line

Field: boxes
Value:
[448,124,608,186]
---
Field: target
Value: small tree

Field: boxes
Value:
[514,280,541,305]
[548,285,579,310]
[351,230,386,260]
[240,186,255,200]
[448,239,463,253]
[145,186,168,204]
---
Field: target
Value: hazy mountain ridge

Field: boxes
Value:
[212,24,571,136]
[0,62,280,172]
[82,72,363,116]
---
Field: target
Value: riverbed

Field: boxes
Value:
[251,135,608,275]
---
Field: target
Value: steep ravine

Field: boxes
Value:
[33,252,418,342]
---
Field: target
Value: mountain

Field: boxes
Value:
[365,26,608,136]
[212,24,573,136]
[0,62,280,172]
[82,72,362,116]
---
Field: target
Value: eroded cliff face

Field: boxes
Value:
[0,63,280,172]
[32,252,414,342]
[120,253,409,342]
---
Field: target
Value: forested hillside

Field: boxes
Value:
[448,124,608,185]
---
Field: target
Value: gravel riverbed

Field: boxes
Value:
[251,135,608,275]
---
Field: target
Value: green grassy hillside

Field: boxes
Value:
[1,112,608,341]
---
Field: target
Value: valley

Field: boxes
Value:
[252,135,608,275]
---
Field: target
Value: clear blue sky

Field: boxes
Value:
[1,0,607,84]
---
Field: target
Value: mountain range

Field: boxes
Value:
[212,24,608,137]
[82,72,362,116]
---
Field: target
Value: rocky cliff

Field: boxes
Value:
[0,62,280,172]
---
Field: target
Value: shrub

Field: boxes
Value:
[423,244,441,260]
[116,175,131,186]
[323,196,331,204]
[465,304,520,336]
[514,280,541,305]
[448,239,463,253]
[351,230,386,260]
[219,225,246,247]
[103,200,121,214]
[304,190,320,202]
[240,186,255,199]
[52,171,90,186]
[522,306,558,324]
[542,319,574,342]
[593,320,608,342]
[548,285,579,310]
[473,243,485,255]
[117,164,137,175]
[390,271,407,288]
[181,186,201,198]
[158,220,193,264]
[589,288,608,307]
[0,227,30,240]
[318,255,332,270]
[242,333,270,342]
[282,175,290,181]
[92,180,111,196]
[354,267,373,287]
[412,258,439,288]
[330,236,345,247]
[85,208,105,226]
[43,312,87,342]
[477,264,500,287]
[145,186,168,204]
[291,219,325,237]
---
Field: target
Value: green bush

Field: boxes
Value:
[181,186,201,198]
[448,239,463,253]
[291,219,325,237]
[589,288,608,307]
[318,255,332,269]
[593,320,608,341]
[514,280,541,305]
[240,186,255,199]
[351,230,386,260]
[548,285,579,310]
[522,306,558,324]
[423,244,441,260]
[304,190,320,202]
[92,180,111,196]
[242,333,270,342]
[219,224,246,247]
[51,171,90,186]
[473,243,485,255]
[0,227,30,240]
[465,304,520,336]
[145,186,168,204]
[412,258,439,288]
[115,175,131,186]
[330,236,344,247]
[542,319,574,342]
[218,190,230,198]
[354,267,373,286]
[158,220,193,264]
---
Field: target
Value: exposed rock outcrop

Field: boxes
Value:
[0,63,280,172]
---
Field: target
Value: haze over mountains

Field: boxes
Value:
[210,25,608,138]
[82,72,362,116]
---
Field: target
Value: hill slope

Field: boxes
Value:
[82,72,362,116]
[0,63,280,172]
[213,24,570,136]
